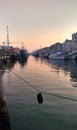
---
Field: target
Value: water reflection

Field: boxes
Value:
[0,72,11,130]
[48,59,77,87]
[6,57,28,70]
[18,58,28,67]
[6,60,17,70]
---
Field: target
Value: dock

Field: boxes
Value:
[0,73,11,130]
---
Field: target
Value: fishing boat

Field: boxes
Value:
[17,47,29,60]
[49,51,66,60]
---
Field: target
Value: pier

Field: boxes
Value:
[0,72,11,130]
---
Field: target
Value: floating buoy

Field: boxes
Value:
[37,93,43,104]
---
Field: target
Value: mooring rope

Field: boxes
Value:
[5,70,77,102]
[1,69,76,102]
[43,91,77,102]
[10,71,41,93]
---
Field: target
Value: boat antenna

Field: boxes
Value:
[7,25,9,46]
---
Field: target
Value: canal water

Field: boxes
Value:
[2,56,77,130]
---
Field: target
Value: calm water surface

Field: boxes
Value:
[2,56,77,130]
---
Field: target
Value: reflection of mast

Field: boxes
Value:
[7,25,9,46]
[0,72,11,130]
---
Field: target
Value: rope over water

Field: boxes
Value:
[4,70,77,102]
[11,71,41,93]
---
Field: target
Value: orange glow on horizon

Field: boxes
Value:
[0,24,77,52]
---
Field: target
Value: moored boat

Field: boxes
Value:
[17,47,29,60]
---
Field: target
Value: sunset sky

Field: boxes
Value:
[0,0,77,52]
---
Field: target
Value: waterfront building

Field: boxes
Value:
[62,39,72,52]
[72,32,77,51]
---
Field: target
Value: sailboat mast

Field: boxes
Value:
[7,25,9,46]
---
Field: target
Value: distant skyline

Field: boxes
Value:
[0,0,77,51]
